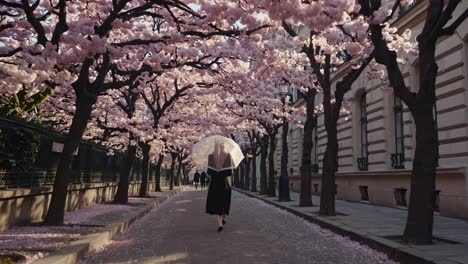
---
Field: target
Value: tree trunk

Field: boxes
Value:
[169,153,177,190]
[138,143,151,197]
[404,43,438,244]
[251,154,257,192]
[404,107,437,244]
[319,124,338,216]
[175,158,182,186]
[184,171,189,184]
[234,168,239,188]
[240,161,245,189]
[299,92,315,206]
[267,131,277,197]
[278,118,290,202]
[114,144,137,204]
[245,158,250,191]
[259,136,268,195]
[43,101,93,225]
[369,22,439,244]
[154,154,164,192]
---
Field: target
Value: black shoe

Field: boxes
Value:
[222,219,226,225]
[217,226,223,232]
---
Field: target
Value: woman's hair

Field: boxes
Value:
[209,142,231,170]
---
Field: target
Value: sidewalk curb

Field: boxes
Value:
[235,189,435,264]
[32,188,183,264]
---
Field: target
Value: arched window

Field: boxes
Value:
[357,93,368,171]
[392,96,405,168]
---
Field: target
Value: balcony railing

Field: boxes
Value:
[391,153,405,169]
[357,157,368,171]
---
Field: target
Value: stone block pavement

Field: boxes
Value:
[81,187,398,264]
[238,190,468,264]
[28,187,182,264]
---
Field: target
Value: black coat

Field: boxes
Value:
[205,168,232,215]
[200,171,207,183]
[194,172,200,182]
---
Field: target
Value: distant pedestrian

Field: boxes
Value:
[200,171,207,189]
[193,171,200,189]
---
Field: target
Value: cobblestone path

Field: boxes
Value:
[82,188,396,264]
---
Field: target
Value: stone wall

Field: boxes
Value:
[288,168,468,219]
[0,181,161,231]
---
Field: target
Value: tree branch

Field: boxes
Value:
[0,47,22,58]
[111,38,169,47]
[439,8,468,36]
[51,0,68,46]
[281,20,298,37]
[20,0,48,45]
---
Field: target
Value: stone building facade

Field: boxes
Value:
[256,0,468,219]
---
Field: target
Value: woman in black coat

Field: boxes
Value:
[205,144,233,232]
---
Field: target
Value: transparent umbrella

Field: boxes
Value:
[191,135,244,171]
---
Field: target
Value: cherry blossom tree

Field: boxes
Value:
[0,0,270,225]
[222,68,291,197]
[359,0,468,244]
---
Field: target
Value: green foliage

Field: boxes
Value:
[0,126,41,172]
[0,130,14,170]
[0,87,54,118]
[0,253,26,264]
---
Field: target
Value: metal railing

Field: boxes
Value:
[391,153,405,169]
[0,171,120,189]
[0,117,135,189]
[357,157,368,171]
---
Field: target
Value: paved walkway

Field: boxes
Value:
[81,187,396,264]
[243,191,468,264]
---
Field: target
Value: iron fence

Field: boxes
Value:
[0,117,144,189]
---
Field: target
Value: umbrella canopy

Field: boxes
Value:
[191,135,244,171]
